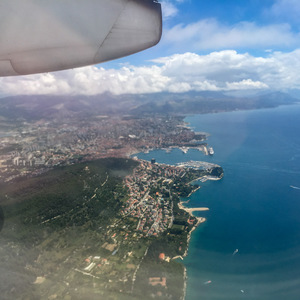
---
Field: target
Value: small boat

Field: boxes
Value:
[232,249,239,256]
[290,185,300,190]
[204,280,212,285]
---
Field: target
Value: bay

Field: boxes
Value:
[137,104,300,300]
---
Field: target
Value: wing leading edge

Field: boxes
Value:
[0,0,162,76]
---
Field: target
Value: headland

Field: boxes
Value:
[0,95,225,300]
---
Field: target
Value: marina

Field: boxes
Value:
[177,160,220,170]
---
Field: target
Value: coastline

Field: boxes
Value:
[187,186,200,198]
[179,174,222,259]
[176,173,222,299]
[176,187,209,300]
[178,201,208,258]
[189,174,222,185]
[130,156,222,299]
[131,146,223,299]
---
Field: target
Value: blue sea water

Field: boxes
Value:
[137,104,300,300]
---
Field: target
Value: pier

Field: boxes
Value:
[184,207,209,213]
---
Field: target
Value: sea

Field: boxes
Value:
[136,104,300,300]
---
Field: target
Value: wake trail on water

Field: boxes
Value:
[290,185,300,190]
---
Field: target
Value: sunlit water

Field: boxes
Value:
[137,104,300,300]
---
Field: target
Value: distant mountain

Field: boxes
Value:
[0,91,297,122]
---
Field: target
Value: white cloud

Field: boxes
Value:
[163,18,300,51]
[226,79,268,90]
[270,0,300,25]
[2,49,300,96]
[160,1,178,20]
[160,0,188,20]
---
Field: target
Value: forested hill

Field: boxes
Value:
[0,158,138,300]
[1,158,137,238]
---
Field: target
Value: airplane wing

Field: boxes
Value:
[0,0,162,76]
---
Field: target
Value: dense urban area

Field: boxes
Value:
[0,112,211,183]
[0,94,226,300]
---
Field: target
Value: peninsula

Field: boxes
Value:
[0,157,223,300]
[0,94,225,299]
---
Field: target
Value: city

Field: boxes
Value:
[0,112,208,183]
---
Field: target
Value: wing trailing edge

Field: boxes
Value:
[0,0,162,76]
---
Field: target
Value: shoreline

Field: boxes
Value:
[189,174,222,185]
[187,186,200,198]
[178,201,208,259]
[176,178,212,300]
[178,201,209,215]
[130,153,222,299]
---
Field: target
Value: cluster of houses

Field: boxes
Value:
[121,160,187,237]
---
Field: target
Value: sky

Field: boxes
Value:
[1,0,300,96]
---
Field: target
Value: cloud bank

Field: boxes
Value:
[1,49,300,96]
[1,1,300,97]
[269,0,300,26]
[163,19,300,52]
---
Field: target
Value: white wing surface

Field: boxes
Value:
[0,0,162,76]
